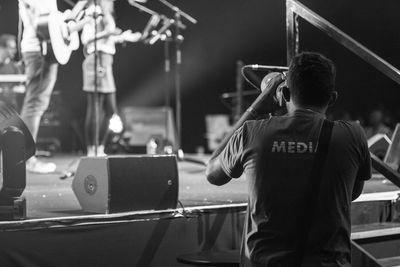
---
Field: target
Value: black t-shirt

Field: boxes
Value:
[219,109,371,267]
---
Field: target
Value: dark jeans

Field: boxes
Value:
[20,52,58,141]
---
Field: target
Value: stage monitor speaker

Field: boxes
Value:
[121,106,177,150]
[72,155,179,214]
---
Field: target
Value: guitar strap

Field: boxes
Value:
[294,119,334,266]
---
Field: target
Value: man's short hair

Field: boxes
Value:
[287,52,336,107]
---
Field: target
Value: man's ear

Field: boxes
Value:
[328,91,338,106]
[282,86,290,103]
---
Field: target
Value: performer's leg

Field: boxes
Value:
[85,92,107,156]
[20,53,58,141]
[100,92,118,146]
[21,52,58,173]
[85,93,94,148]
[106,92,118,115]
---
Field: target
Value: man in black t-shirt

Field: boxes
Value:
[206,52,371,267]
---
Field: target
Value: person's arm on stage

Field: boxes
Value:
[81,4,116,46]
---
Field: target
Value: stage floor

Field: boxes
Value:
[23,154,399,219]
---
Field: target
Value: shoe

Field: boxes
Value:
[87,146,95,157]
[97,145,107,156]
[87,145,106,157]
[26,156,56,174]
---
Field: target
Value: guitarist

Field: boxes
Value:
[81,0,132,156]
[18,0,58,173]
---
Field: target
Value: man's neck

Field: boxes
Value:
[288,103,327,115]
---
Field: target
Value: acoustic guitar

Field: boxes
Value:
[36,11,91,65]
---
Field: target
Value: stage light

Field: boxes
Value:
[0,101,35,220]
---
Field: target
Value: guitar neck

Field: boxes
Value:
[68,16,92,34]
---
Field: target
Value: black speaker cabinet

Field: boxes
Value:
[72,155,179,213]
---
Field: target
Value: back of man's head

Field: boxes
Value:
[287,52,336,108]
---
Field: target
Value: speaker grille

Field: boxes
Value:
[108,155,178,213]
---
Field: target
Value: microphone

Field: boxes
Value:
[148,19,173,45]
[142,14,161,40]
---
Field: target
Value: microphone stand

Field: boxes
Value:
[174,10,182,149]
[128,0,158,16]
[163,30,172,148]
[128,1,174,149]
[129,0,199,162]
[93,0,100,156]
[158,0,197,151]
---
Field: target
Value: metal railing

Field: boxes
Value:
[286,0,400,85]
[286,2,400,265]
[286,0,400,188]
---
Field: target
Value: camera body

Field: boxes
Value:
[260,71,289,112]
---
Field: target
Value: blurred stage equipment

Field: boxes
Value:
[0,101,35,220]
[36,91,67,153]
[128,0,197,150]
[205,114,231,151]
[0,74,26,83]
[159,0,197,149]
[0,74,27,110]
[127,1,174,45]
[384,123,400,172]
[120,106,176,153]
[368,134,391,160]
[234,61,245,122]
[72,155,178,213]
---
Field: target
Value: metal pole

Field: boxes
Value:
[157,0,197,150]
[174,11,182,148]
[164,35,171,145]
[93,0,99,156]
[234,60,244,122]
[286,0,297,65]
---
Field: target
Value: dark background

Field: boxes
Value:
[1,0,400,152]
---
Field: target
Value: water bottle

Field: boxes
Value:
[146,138,158,155]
